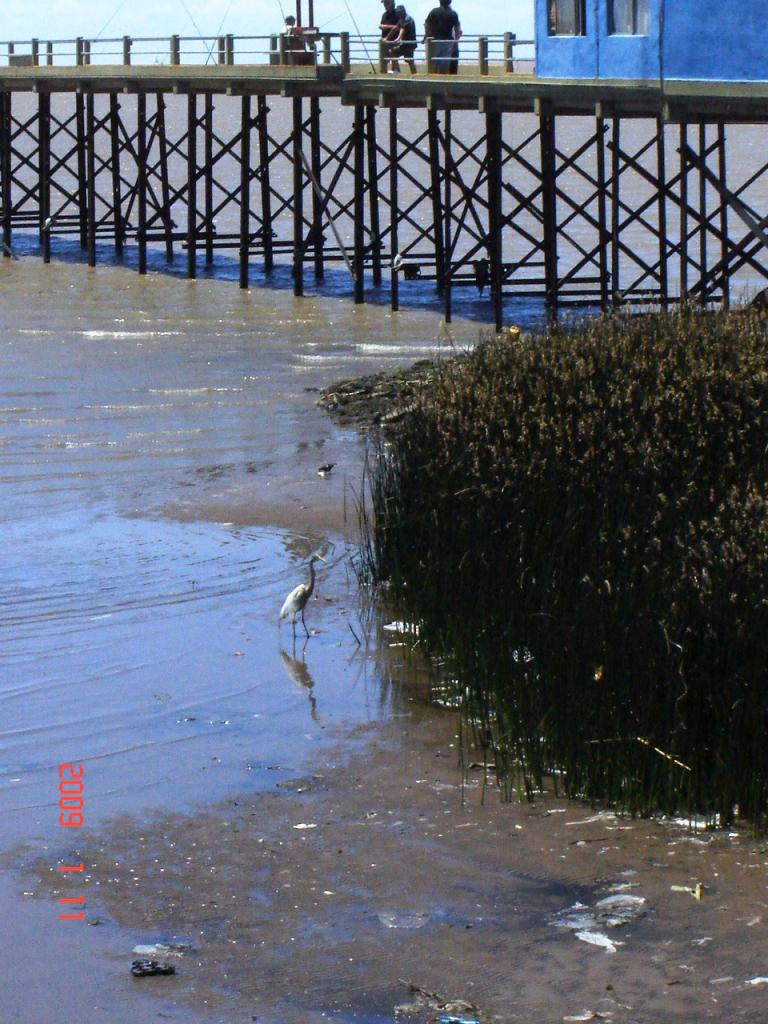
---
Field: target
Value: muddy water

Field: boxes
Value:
[0,255,476,1022]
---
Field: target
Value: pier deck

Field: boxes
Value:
[2,63,768,120]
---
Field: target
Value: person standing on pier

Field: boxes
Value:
[389,5,418,74]
[424,0,461,74]
[380,0,401,71]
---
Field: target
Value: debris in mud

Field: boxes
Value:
[377,911,429,929]
[394,980,481,1021]
[670,882,704,900]
[573,931,622,954]
[593,893,647,928]
[130,959,176,977]
[552,887,647,954]
[132,942,191,958]
[563,1013,614,1022]
[383,621,420,636]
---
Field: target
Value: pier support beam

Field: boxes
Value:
[486,108,503,331]
[257,95,273,275]
[442,110,453,323]
[204,94,214,267]
[539,104,558,314]
[595,114,609,310]
[656,117,668,308]
[365,105,382,287]
[86,91,96,267]
[239,94,251,290]
[679,121,689,300]
[309,97,325,281]
[718,122,730,308]
[110,93,124,258]
[39,92,51,264]
[353,103,365,304]
[610,116,620,302]
[292,97,304,297]
[388,107,399,312]
[187,91,197,279]
[156,95,174,264]
[0,92,10,255]
[75,93,88,249]
[137,92,147,275]
[427,108,445,297]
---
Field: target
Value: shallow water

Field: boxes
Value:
[0,258,475,835]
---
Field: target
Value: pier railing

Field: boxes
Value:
[0,33,534,74]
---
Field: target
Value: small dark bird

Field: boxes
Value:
[317,463,335,477]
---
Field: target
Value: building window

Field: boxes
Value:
[548,0,586,36]
[608,0,650,35]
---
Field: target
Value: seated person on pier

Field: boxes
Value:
[282,15,317,66]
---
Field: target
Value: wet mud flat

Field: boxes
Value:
[21,703,768,1024]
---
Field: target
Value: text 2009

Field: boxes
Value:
[57,763,85,921]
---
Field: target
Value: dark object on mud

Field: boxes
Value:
[130,959,176,977]
[395,979,480,1021]
[318,360,445,428]
[317,462,335,476]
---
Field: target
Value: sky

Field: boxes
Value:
[1,0,535,46]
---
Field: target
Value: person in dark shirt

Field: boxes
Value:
[380,0,401,71]
[389,5,418,74]
[424,0,461,74]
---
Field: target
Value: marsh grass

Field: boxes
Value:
[360,308,768,826]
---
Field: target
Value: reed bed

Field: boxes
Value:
[360,308,768,826]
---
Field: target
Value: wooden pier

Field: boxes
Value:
[2,35,768,326]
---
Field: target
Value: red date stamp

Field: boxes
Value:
[57,763,85,921]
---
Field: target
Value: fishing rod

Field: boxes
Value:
[178,0,219,64]
[206,0,235,64]
[93,0,129,41]
[342,0,377,73]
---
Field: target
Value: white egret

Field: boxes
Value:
[280,553,326,637]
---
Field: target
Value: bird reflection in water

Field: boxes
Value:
[280,646,318,722]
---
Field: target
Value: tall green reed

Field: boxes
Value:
[360,308,768,826]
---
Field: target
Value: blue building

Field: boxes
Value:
[536,0,768,81]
